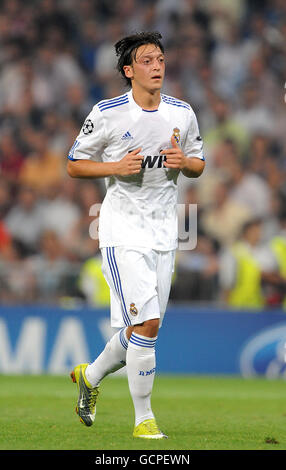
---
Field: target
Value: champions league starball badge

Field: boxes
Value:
[82,119,94,135]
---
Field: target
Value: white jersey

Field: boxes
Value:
[68,89,204,251]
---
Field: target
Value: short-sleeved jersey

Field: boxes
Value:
[68,89,204,251]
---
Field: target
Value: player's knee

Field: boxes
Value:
[134,318,159,338]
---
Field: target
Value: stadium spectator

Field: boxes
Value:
[201,179,252,246]
[0,179,13,219]
[41,109,71,155]
[41,178,81,244]
[194,138,239,207]
[210,19,255,98]
[19,129,64,194]
[25,229,72,302]
[202,93,249,165]
[269,209,286,308]
[219,218,285,309]
[0,131,24,184]
[171,232,219,303]
[4,185,45,256]
[77,253,110,307]
[227,158,272,218]
[77,19,101,74]
[0,221,11,254]
[64,180,102,261]
[93,19,123,86]
[234,79,275,136]
[0,240,35,303]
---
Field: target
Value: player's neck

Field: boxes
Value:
[131,86,161,111]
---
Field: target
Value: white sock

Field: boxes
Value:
[85,327,128,387]
[126,332,157,427]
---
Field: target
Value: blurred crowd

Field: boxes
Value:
[0,0,285,309]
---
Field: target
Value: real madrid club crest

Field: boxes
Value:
[173,127,180,144]
[130,303,138,316]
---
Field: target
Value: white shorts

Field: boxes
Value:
[101,246,175,328]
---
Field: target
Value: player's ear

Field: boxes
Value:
[123,65,133,80]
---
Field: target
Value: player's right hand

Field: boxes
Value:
[116,148,144,176]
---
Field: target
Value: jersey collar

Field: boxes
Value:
[128,89,168,120]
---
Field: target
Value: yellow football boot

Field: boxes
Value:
[133,418,168,439]
[70,363,99,427]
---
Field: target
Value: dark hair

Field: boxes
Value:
[240,217,263,237]
[114,31,164,87]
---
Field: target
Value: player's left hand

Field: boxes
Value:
[161,135,187,170]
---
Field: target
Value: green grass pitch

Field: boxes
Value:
[0,374,286,450]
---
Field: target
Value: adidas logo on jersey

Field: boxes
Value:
[121,131,133,140]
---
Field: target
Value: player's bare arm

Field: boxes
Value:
[67,147,144,179]
[161,135,205,178]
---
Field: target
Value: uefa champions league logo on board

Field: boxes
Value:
[239,322,286,379]
[88,203,198,251]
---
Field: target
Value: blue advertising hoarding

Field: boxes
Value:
[0,305,285,378]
